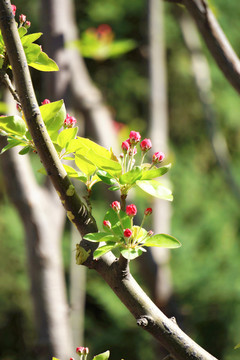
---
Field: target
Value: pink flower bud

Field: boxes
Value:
[19,14,26,23]
[25,20,31,28]
[16,103,22,112]
[148,230,154,236]
[126,204,137,217]
[124,228,132,238]
[111,201,121,212]
[144,207,152,216]
[70,358,75,360]
[152,151,165,163]
[129,147,137,156]
[83,348,89,355]
[140,138,152,152]
[11,5,16,16]
[129,131,141,144]
[121,140,130,153]
[76,347,85,355]
[103,220,111,229]
[64,114,77,128]
[41,99,51,105]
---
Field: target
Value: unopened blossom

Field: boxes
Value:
[129,147,137,156]
[76,347,85,355]
[11,5,16,16]
[19,14,26,23]
[129,131,141,144]
[121,140,130,153]
[124,228,132,238]
[148,230,154,236]
[111,201,121,212]
[152,151,165,163]
[70,358,75,360]
[16,103,22,112]
[126,204,137,217]
[140,138,152,152]
[64,114,77,128]
[144,207,152,216]
[25,20,31,28]
[41,99,51,105]
[103,220,111,229]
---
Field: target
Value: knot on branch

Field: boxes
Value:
[136,315,153,328]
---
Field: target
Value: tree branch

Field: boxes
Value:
[0,1,218,359]
[166,0,240,94]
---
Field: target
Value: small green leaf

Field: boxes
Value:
[93,351,110,360]
[40,100,66,134]
[0,115,27,136]
[108,185,120,191]
[121,248,142,260]
[63,164,87,182]
[19,145,30,155]
[77,137,112,159]
[97,170,116,185]
[136,180,173,201]
[104,208,131,236]
[29,51,59,72]
[24,43,41,63]
[234,343,240,350]
[93,243,117,259]
[57,127,78,149]
[18,27,27,38]
[141,164,171,180]
[75,153,96,176]
[144,234,181,248]
[0,139,26,154]
[84,232,118,242]
[21,32,42,46]
[119,166,142,185]
[85,149,122,176]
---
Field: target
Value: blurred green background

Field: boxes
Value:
[1,0,240,359]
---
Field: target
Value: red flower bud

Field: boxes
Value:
[111,201,121,212]
[19,14,26,23]
[121,140,130,153]
[144,207,152,216]
[25,20,31,28]
[41,99,51,105]
[148,230,154,236]
[76,347,85,355]
[103,220,111,229]
[140,138,152,152]
[124,228,132,238]
[152,151,165,163]
[126,204,137,217]
[129,147,137,156]
[129,131,141,144]
[64,114,77,128]
[70,358,75,360]
[11,5,16,16]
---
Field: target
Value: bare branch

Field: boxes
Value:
[171,0,240,94]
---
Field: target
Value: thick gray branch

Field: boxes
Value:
[0,1,218,359]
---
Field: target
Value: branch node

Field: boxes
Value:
[137,315,152,327]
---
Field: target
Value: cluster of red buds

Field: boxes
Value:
[41,99,77,128]
[76,347,89,359]
[103,201,153,242]
[12,5,31,28]
[121,130,165,172]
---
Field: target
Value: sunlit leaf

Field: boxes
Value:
[119,166,142,185]
[93,351,110,360]
[39,100,66,134]
[57,127,78,149]
[144,234,181,248]
[141,164,171,180]
[136,180,173,201]
[0,115,27,136]
[84,232,119,243]
[29,51,59,72]
[93,243,117,259]
[63,164,87,182]
[121,248,142,260]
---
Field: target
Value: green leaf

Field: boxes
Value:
[97,170,116,185]
[65,138,83,153]
[108,39,137,58]
[18,27,27,38]
[234,343,240,350]
[84,232,118,243]
[63,164,87,182]
[141,164,171,180]
[57,127,78,149]
[0,115,27,136]
[93,351,110,360]
[132,226,148,242]
[24,43,41,63]
[19,145,30,155]
[93,243,117,259]
[40,100,66,134]
[121,248,142,260]
[29,51,59,72]
[21,32,42,46]
[119,166,142,185]
[75,153,96,176]
[0,139,26,154]
[77,137,113,159]
[136,180,173,201]
[85,149,121,176]
[108,185,120,191]
[144,234,181,248]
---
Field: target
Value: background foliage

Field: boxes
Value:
[1,0,240,359]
